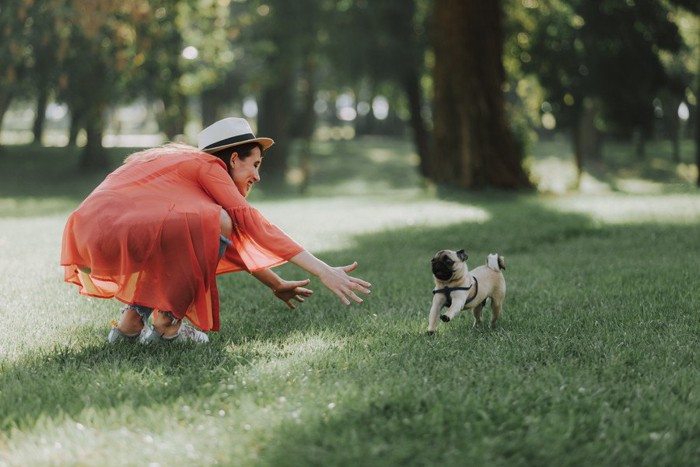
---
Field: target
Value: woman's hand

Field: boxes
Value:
[289,251,372,306]
[317,261,372,305]
[273,279,314,309]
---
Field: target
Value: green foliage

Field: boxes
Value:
[515,0,690,138]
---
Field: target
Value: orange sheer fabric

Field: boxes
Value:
[61,145,303,331]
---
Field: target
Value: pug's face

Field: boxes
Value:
[431,249,468,281]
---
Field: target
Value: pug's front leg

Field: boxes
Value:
[427,295,445,334]
[440,294,467,323]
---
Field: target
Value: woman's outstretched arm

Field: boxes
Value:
[288,251,372,305]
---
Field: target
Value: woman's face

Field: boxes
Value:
[230,146,263,197]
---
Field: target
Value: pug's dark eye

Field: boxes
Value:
[445,259,453,266]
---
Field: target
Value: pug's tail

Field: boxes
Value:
[487,254,506,271]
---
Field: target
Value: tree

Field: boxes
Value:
[667,0,700,187]
[0,0,36,145]
[186,0,327,186]
[522,0,685,183]
[431,0,530,189]
[49,0,154,168]
[323,0,432,176]
[251,0,322,185]
[129,0,190,140]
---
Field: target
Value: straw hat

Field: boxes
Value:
[197,118,274,153]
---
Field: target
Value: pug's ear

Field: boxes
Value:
[457,249,468,262]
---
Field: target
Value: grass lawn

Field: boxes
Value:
[0,137,699,466]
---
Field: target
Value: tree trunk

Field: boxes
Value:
[258,70,293,186]
[402,71,431,178]
[0,92,13,147]
[161,91,187,140]
[696,26,700,188]
[431,0,530,189]
[79,107,108,170]
[32,87,49,145]
[200,88,222,127]
[696,100,700,187]
[573,124,584,190]
[671,113,680,164]
[298,58,317,194]
[580,97,602,162]
[68,113,81,147]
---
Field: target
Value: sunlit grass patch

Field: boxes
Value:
[545,192,700,225]
[258,195,491,252]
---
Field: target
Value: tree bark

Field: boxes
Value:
[79,106,108,170]
[402,71,431,178]
[696,97,699,187]
[431,0,530,189]
[0,93,13,146]
[32,87,49,145]
[68,111,81,147]
[696,24,700,187]
[258,69,293,186]
[298,58,317,194]
[161,91,187,140]
[200,88,222,128]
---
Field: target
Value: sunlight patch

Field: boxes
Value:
[228,333,343,380]
[257,196,491,252]
[546,194,700,224]
[527,156,578,194]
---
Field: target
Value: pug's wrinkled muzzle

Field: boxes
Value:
[431,260,452,281]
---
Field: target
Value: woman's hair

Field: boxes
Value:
[124,143,200,164]
[210,142,262,172]
[123,142,262,172]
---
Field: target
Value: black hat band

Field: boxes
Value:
[202,133,256,151]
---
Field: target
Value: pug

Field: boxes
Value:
[427,249,506,334]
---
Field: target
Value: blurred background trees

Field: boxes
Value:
[0,0,698,188]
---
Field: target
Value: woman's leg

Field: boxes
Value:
[153,209,232,338]
[116,305,151,334]
[220,208,233,238]
[153,310,181,337]
[153,209,233,339]
[153,311,208,342]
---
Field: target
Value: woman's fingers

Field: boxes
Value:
[340,262,358,273]
[318,262,372,305]
[293,279,312,287]
[350,281,371,295]
[295,286,313,297]
[346,290,364,303]
[335,291,351,305]
[333,285,365,304]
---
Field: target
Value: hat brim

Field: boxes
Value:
[201,137,274,154]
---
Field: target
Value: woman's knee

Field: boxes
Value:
[220,209,233,238]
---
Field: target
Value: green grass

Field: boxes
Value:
[1,138,699,466]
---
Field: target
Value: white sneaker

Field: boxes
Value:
[107,322,154,344]
[162,321,209,344]
[138,325,158,345]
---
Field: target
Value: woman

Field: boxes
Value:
[61,118,371,343]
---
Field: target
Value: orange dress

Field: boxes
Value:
[60,145,303,331]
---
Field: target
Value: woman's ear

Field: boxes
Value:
[229,152,239,168]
